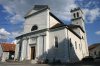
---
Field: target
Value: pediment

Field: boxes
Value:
[25,5,49,18]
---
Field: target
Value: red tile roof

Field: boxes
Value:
[0,43,16,52]
[89,43,100,50]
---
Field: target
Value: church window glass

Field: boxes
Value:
[73,13,76,18]
[75,41,77,49]
[70,38,72,47]
[94,51,96,55]
[77,12,79,17]
[82,36,84,39]
[55,37,58,48]
[31,25,38,31]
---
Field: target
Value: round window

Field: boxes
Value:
[31,25,38,31]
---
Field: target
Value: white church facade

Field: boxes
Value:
[14,5,89,63]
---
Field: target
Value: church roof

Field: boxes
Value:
[68,24,85,33]
[33,5,49,10]
[70,7,83,13]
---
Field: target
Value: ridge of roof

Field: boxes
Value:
[49,12,64,25]
[68,24,85,33]
[24,5,50,18]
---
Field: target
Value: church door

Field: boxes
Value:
[31,46,36,60]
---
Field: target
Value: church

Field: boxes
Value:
[14,5,89,63]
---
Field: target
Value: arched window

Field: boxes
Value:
[55,37,58,48]
[77,12,79,17]
[31,25,38,31]
[73,13,76,18]
[70,38,72,47]
[79,44,81,50]
[82,36,84,39]
[75,41,77,49]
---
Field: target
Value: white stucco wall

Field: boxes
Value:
[79,29,89,57]
[49,15,60,27]
[67,28,83,62]
[47,27,85,63]
[24,9,49,34]
[1,52,9,62]
[20,39,27,61]
[14,43,19,60]
[72,28,89,57]
[48,27,67,63]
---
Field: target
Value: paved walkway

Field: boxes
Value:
[0,61,100,66]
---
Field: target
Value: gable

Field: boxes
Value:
[49,14,60,27]
[25,5,49,18]
[24,9,49,33]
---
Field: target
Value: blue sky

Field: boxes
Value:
[0,0,100,45]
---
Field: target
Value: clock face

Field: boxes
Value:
[31,25,38,31]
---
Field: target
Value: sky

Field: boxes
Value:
[0,0,100,45]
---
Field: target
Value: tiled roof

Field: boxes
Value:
[0,43,16,52]
[89,43,100,50]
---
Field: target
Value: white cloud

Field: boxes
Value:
[0,28,10,35]
[0,28,10,40]
[95,31,100,35]
[3,5,14,14]
[83,8,100,23]
[3,6,25,24]
[11,40,17,44]
[0,0,77,22]
[10,14,24,24]
[0,0,99,24]
[9,31,23,39]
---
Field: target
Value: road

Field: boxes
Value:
[0,62,100,66]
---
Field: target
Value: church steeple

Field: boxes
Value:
[70,7,85,31]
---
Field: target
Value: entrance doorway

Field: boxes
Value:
[9,51,15,60]
[31,46,36,60]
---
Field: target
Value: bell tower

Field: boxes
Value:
[70,7,85,31]
[70,7,89,57]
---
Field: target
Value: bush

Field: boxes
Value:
[44,59,49,64]
[56,60,61,64]
[82,56,94,62]
[95,57,100,59]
